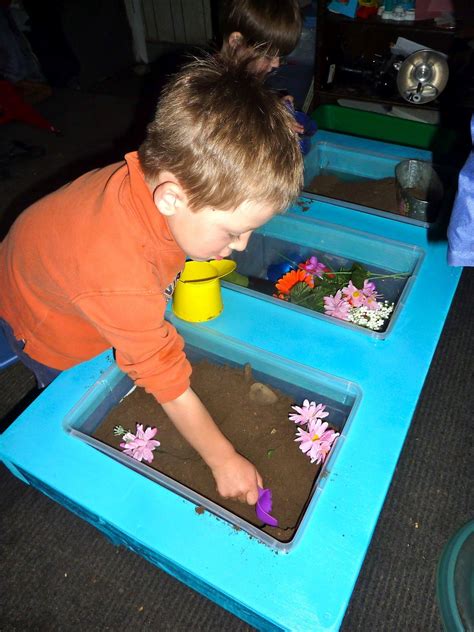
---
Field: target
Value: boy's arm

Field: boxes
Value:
[161,387,263,505]
[76,293,262,502]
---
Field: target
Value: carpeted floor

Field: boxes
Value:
[1,79,473,631]
[342,266,473,632]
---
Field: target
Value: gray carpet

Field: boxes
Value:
[0,473,254,631]
[1,82,473,631]
[342,267,473,632]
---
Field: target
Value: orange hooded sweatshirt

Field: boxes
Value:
[0,152,191,403]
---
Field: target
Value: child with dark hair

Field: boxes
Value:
[220,0,302,76]
[220,0,305,133]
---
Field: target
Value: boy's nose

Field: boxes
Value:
[230,231,252,252]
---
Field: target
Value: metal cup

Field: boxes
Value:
[395,159,443,223]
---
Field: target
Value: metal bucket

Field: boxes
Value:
[395,159,443,222]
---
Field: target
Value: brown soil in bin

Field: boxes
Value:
[307,174,407,216]
[94,361,323,543]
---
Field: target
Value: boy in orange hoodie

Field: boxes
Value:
[0,55,303,506]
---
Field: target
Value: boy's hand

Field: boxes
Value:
[161,387,263,505]
[280,94,305,134]
[210,451,263,505]
[291,119,305,135]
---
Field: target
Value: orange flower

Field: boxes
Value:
[275,269,314,296]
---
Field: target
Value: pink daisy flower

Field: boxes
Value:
[364,294,381,311]
[295,418,339,464]
[120,424,160,463]
[323,290,350,320]
[289,399,329,425]
[342,281,365,307]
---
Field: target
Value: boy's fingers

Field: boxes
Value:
[246,488,259,505]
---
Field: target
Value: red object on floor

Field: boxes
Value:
[0,79,59,133]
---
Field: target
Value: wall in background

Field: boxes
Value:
[141,0,212,45]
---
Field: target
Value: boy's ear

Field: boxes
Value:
[228,31,244,50]
[153,181,186,217]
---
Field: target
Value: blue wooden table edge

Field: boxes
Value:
[0,196,461,631]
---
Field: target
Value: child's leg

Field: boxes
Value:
[0,318,61,388]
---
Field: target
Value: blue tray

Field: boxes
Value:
[63,328,361,552]
[303,130,436,227]
[225,213,424,339]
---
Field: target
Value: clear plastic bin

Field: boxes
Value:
[63,323,361,552]
[303,135,440,227]
[225,214,424,339]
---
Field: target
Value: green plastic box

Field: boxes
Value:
[311,105,456,154]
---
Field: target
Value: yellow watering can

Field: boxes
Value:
[172,259,237,322]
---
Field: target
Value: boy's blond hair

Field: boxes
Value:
[220,0,302,57]
[138,55,303,214]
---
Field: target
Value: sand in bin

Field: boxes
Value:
[94,360,325,543]
[307,174,407,216]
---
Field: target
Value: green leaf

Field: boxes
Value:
[289,281,313,303]
[350,262,370,288]
[289,282,326,311]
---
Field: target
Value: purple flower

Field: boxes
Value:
[299,256,328,279]
[323,290,350,320]
[120,424,160,463]
[361,280,381,310]
[362,279,377,296]
[289,399,329,425]
[295,418,339,464]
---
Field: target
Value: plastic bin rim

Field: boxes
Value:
[62,324,363,435]
[279,211,425,257]
[305,137,429,163]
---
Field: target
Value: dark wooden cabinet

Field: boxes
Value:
[313,1,474,114]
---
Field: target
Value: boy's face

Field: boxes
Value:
[156,183,275,261]
[250,53,280,76]
[226,32,280,76]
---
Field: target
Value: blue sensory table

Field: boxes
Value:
[0,179,461,628]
